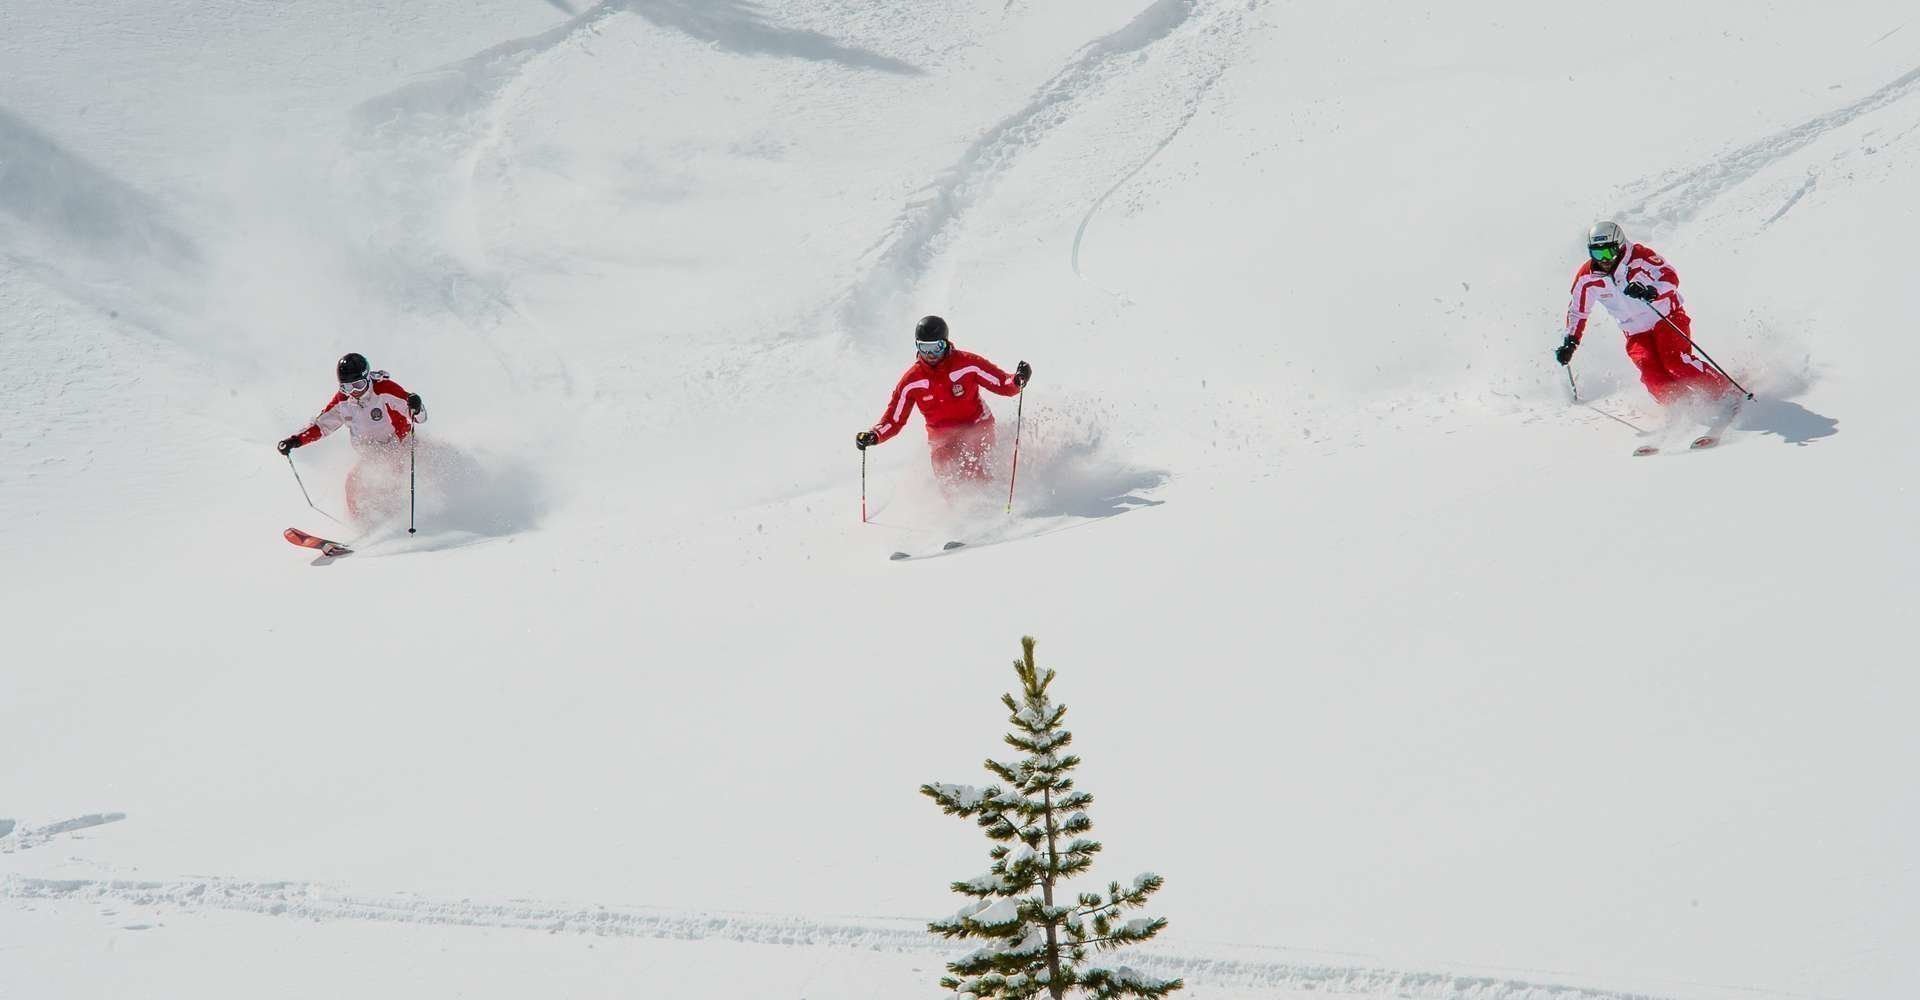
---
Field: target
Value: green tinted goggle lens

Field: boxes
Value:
[1589,245,1621,264]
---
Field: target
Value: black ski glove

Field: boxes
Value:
[1624,282,1658,301]
[1013,361,1032,388]
[407,392,424,416]
[277,435,303,455]
[855,430,879,451]
[1554,335,1579,366]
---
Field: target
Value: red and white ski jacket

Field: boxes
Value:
[291,375,415,449]
[869,347,1022,444]
[1564,243,1686,343]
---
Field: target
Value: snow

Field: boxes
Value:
[960,872,1006,895]
[930,783,1000,810]
[1084,964,1181,996]
[1088,966,1156,987]
[4,2,1918,999]
[970,898,1026,930]
[947,898,994,924]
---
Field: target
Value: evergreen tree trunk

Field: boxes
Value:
[1043,784,1064,1000]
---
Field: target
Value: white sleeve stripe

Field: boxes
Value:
[891,379,931,423]
[948,365,998,385]
[1574,278,1602,315]
[314,399,347,431]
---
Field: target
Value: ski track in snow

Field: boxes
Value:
[1069,22,1239,290]
[1620,61,1920,230]
[345,0,920,396]
[830,0,1257,339]
[1760,170,1818,228]
[353,0,916,129]
[0,813,126,853]
[2,875,1676,1000]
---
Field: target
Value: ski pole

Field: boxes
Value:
[1649,302,1755,400]
[1566,364,1579,403]
[860,447,868,524]
[408,434,417,535]
[1006,388,1025,515]
[286,452,344,526]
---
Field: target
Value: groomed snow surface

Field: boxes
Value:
[3,2,1916,998]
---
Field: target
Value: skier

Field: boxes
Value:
[1555,221,1732,405]
[277,353,426,520]
[855,316,1030,491]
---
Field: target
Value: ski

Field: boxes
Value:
[889,540,966,561]
[1686,397,1740,451]
[285,527,352,558]
[1632,398,1740,456]
[1631,419,1687,456]
[1633,436,1723,456]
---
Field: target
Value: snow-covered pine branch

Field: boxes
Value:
[920,636,1182,1000]
[1079,965,1183,1000]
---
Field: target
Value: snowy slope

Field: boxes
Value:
[4,2,1917,999]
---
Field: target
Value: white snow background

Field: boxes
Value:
[2,2,1916,998]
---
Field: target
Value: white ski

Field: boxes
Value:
[889,540,967,561]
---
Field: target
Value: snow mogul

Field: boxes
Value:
[855,315,1030,491]
[1554,221,1735,406]
[277,352,426,520]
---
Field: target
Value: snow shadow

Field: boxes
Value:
[412,441,547,544]
[0,106,198,266]
[1018,456,1167,520]
[625,0,924,75]
[1009,402,1167,520]
[1733,348,1839,446]
[863,401,1164,549]
[342,441,548,553]
[1739,397,1838,446]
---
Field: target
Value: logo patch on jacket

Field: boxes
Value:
[950,383,965,397]
[372,408,384,421]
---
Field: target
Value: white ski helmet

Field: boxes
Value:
[1587,221,1628,272]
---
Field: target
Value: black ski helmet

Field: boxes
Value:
[337,352,370,384]
[914,315,949,345]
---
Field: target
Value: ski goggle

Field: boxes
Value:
[1588,244,1623,266]
[915,340,949,360]
[340,376,372,394]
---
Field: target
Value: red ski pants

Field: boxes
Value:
[928,417,997,490]
[1623,310,1727,405]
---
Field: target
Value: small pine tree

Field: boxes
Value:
[921,636,1182,1000]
